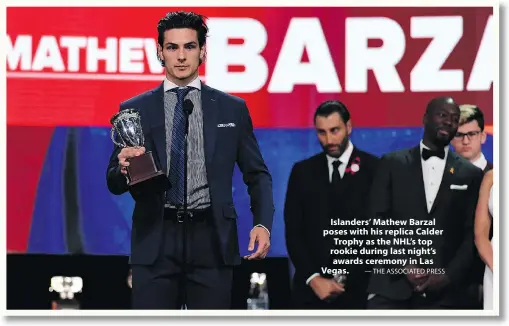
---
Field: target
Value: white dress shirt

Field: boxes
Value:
[163,75,202,91]
[471,153,488,171]
[306,141,354,285]
[326,140,354,181]
[420,141,449,213]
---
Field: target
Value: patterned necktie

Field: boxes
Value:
[168,87,191,207]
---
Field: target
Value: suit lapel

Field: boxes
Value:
[408,146,429,216]
[147,82,167,174]
[201,83,218,172]
[317,153,331,212]
[319,153,330,187]
[429,150,461,215]
[340,147,358,183]
[328,148,360,201]
[332,149,356,206]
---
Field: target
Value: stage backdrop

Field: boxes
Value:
[7,7,493,257]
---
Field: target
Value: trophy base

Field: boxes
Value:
[52,299,80,310]
[126,151,170,191]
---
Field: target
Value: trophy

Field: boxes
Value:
[49,276,82,309]
[324,273,346,302]
[246,272,269,310]
[110,109,168,188]
[333,273,347,284]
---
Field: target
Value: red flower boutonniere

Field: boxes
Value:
[345,156,361,175]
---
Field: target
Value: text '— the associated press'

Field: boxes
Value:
[322,218,445,276]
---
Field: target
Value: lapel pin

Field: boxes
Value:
[450,167,454,174]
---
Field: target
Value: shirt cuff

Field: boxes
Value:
[252,224,270,237]
[306,273,320,285]
[117,165,129,184]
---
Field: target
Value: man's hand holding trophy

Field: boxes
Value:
[118,146,147,176]
[110,108,169,192]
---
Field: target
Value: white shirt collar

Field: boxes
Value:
[163,75,202,92]
[326,140,354,166]
[471,153,488,170]
[420,140,449,159]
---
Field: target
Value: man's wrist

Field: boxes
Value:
[306,273,320,285]
[252,224,270,237]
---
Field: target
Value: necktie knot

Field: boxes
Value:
[422,148,445,160]
[332,160,341,169]
[171,87,192,101]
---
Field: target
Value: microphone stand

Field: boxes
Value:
[180,99,193,310]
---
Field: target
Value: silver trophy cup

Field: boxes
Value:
[110,109,167,186]
[110,109,145,148]
[333,273,347,284]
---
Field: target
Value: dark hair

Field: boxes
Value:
[459,104,485,131]
[157,11,209,66]
[314,100,351,124]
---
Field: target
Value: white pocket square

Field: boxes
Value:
[217,123,236,128]
[450,184,468,190]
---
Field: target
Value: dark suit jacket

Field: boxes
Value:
[366,145,484,306]
[284,148,379,306]
[106,82,274,266]
[484,161,493,173]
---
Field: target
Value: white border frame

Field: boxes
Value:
[1,0,503,320]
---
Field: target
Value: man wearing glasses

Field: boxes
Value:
[450,104,492,309]
[451,105,493,173]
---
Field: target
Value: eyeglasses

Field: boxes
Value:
[454,131,481,140]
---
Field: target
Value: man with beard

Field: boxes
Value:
[284,100,379,309]
[366,97,484,309]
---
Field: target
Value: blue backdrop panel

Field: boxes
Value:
[27,127,493,257]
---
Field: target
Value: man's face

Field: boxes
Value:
[450,120,486,161]
[315,112,351,158]
[423,103,460,147]
[158,28,204,85]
